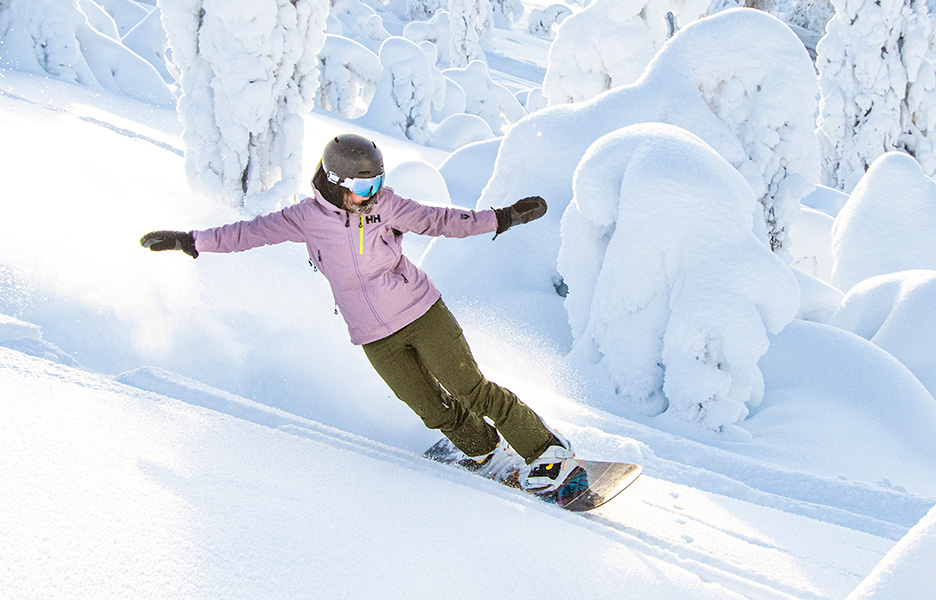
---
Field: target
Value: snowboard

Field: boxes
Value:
[423,438,642,512]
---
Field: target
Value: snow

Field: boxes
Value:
[448,0,495,68]
[830,151,936,291]
[314,34,381,118]
[3,2,936,598]
[442,59,526,133]
[0,0,173,106]
[559,123,800,432]
[816,0,936,189]
[829,270,936,398]
[159,0,327,209]
[847,504,936,599]
[356,35,446,144]
[541,0,710,105]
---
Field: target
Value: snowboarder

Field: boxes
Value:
[140,133,580,494]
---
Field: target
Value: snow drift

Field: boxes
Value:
[559,123,799,432]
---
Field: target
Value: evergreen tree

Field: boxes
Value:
[159,0,327,210]
[448,0,493,68]
[816,0,936,189]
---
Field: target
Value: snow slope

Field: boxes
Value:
[0,347,894,599]
[3,348,745,599]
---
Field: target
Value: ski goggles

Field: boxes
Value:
[331,172,385,198]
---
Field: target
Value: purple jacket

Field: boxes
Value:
[194,187,497,345]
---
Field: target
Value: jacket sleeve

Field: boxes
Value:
[387,189,497,238]
[193,201,310,253]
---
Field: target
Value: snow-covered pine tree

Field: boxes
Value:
[442,60,526,133]
[315,34,381,118]
[527,4,573,38]
[356,36,446,144]
[816,0,936,189]
[388,0,447,20]
[490,0,522,28]
[542,0,656,105]
[448,0,493,68]
[158,0,327,210]
[403,9,452,66]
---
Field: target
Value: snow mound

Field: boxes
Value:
[0,313,41,344]
[559,123,799,432]
[829,270,936,398]
[789,205,836,282]
[847,504,936,600]
[831,152,936,291]
[789,268,844,323]
[0,313,80,367]
[757,319,936,493]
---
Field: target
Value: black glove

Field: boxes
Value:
[493,196,547,237]
[140,230,198,258]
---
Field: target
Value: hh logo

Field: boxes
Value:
[365,214,382,225]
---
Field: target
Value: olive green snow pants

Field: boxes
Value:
[362,299,555,462]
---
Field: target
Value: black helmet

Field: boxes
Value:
[322,134,384,183]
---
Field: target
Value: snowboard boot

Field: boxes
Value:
[456,435,509,472]
[519,431,581,493]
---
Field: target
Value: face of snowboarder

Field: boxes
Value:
[341,188,379,214]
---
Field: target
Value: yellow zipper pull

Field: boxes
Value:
[359,215,364,255]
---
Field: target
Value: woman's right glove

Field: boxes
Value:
[493,196,547,238]
[140,230,199,258]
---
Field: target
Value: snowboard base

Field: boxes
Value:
[423,438,642,512]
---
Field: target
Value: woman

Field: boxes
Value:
[141,133,578,494]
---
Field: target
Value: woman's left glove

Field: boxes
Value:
[494,196,547,237]
[140,230,199,258]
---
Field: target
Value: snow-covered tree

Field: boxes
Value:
[0,0,173,105]
[485,9,819,255]
[442,60,526,133]
[527,4,571,38]
[315,34,381,118]
[816,0,936,190]
[543,0,709,106]
[386,0,446,21]
[559,124,799,431]
[357,36,445,144]
[448,0,493,68]
[706,0,830,63]
[781,0,834,33]
[543,0,655,104]
[684,13,819,254]
[490,0,522,28]
[403,9,451,66]
[158,0,327,210]
[328,0,390,53]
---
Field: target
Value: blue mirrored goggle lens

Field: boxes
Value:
[341,173,384,198]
